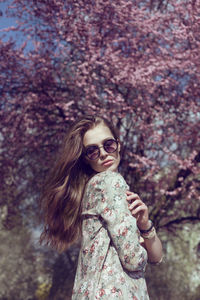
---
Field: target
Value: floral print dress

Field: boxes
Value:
[72,170,149,300]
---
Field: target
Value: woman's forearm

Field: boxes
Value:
[141,233,163,263]
[126,191,163,263]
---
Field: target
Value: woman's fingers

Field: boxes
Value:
[126,190,149,229]
[130,203,147,215]
[126,191,140,203]
[128,199,143,209]
[126,193,147,215]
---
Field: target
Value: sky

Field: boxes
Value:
[0,2,17,37]
[0,1,34,51]
[0,1,29,47]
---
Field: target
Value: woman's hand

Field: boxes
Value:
[126,191,150,231]
[126,191,163,263]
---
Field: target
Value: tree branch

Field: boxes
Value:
[160,216,200,228]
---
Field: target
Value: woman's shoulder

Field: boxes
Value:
[88,170,127,188]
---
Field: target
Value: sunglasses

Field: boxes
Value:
[84,139,118,160]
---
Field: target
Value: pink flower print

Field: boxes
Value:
[108,269,113,275]
[111,287,117,293]
[122,226,128,236]
[83,248,88,255]
[124,255,130,263]
[133,297,138,300]
[103,264,107,270]
[103,207,112,216]
[99,289,105,297]
[120,277,125,284]
[82,264,88,275]
[90,243,95,253]
[118,227,128,236]
[118,290,122,296]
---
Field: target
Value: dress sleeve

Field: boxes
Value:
[89,171,147,272]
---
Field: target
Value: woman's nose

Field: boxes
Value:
[99,147,108,159]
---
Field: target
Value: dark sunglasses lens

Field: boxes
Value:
[104,139,118,153]
[86,146,99,160]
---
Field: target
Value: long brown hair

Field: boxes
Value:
[40,115,119,252]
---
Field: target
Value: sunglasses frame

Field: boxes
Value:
[84,138,119,160]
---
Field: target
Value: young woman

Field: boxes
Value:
[40,115,163,299]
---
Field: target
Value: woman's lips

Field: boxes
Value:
[102,160,114,166]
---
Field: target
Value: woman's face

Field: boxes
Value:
[83,123,121,173]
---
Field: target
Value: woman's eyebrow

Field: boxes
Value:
[85,137,114,148]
